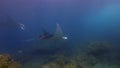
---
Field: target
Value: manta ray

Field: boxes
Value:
[0,16,25,30]
[39,23,68,40]
[17,23,68,62]
[25,23,68,42]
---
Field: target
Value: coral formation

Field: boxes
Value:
[86,41,112,55]
[19,41,120,68]
[93,63,120,68]
[24,41,118,68]
[75,53,97,68]
[43,55,82,68]
[73,41,114,68]
[0,54,21,68]
[42,50,103,68]
[43,60,80,68]
[84,41,112,62]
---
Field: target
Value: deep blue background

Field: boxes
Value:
[0,0,120,54]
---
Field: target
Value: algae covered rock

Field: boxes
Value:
[0,54,21,68]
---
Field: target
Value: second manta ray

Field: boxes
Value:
[0,16,25,30]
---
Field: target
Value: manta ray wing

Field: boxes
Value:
[51,23,63,40]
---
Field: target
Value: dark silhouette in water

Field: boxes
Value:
[0,16,25,30]
[25,23,68,42]
[39,23,68,40]
[39,28,53,40]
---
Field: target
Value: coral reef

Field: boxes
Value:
[43,55,82,68]
[23,41,118,68]
[19,41,120,68]
[93,63,120,68]
[42,50,102,68]
[75,52,97,68]
[86,41,112,55]
[0,54,21,68]
[84,41,112,62]
[73,41,114,68]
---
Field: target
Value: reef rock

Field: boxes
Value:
[0,54,21,68]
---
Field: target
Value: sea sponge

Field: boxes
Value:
[0,54,21,68]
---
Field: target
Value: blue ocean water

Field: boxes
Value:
[0,0,120,68]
